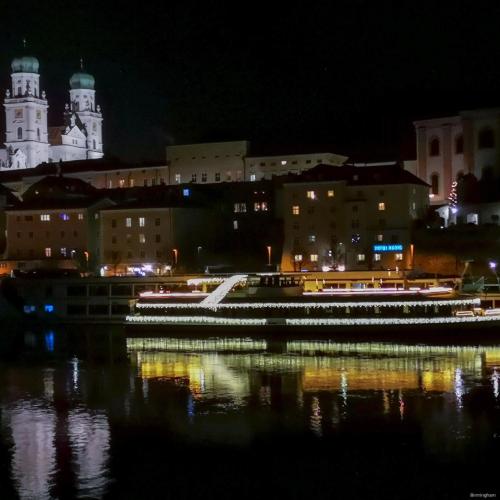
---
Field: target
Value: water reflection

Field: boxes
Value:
[0,332,500,498]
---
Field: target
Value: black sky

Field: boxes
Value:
[1,1,500,162]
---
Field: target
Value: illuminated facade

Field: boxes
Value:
[0,54,103,171]
[166,141,347,184]
[413,108,500,204]
[281,164,429,271]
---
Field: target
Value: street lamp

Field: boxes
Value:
[489,261,499,288]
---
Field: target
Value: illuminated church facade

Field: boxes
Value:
[0,54,103,171]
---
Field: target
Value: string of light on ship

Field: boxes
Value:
[135,298,480,309]
[126,314,497,326]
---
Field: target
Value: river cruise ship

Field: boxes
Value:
[125,274,500,334]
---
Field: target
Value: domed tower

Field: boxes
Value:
[4,51,49,169]
[68,61,103,159]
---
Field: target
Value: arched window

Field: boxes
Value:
[431,173,439,195]
[17,127,22,140]
[455,134,464,154]
[478,128,495,149]
[429,138,440,156]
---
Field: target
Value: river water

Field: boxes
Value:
[0,327,499,499]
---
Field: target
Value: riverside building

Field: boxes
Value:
[280,164,429,272]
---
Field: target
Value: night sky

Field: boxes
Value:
[2,1,500,162]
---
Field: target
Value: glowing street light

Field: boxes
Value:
[172,248,178,266]
[266,245,272,266]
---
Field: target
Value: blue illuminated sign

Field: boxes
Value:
[372,244,403,252]
[44,304,54,313]
[183,188,190,197]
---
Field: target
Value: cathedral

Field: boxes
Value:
[0,53,103,171]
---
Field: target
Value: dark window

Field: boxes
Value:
[67,304,86,315]
[155,234,161,243]
[111,219,116,228]
[155,218,160,226]
[67,286,86,297]
[478,128,495,149]
[455,135,464,154]
[111,304,130,315]
[17,127,22,140]
[352,205,358,212]
[431,173,439,195]
[429,138,440,156]
[89,304,108,315]
[111,284,132,296]
[89,285,108,296]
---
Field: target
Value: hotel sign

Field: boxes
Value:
[373,244,403,252]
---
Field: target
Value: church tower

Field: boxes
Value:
[4,53,49,169]
[68,62,103,159]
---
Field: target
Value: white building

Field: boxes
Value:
[0,54,103,171]
[166,141,348,184]
[413,108,500,204]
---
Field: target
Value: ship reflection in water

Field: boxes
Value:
[0,331,500,498]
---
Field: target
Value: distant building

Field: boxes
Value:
[166,141,347,185]
[0,159,168,196]
[0,53,103,170]
[414,108,500,204]
[280,164,429,272]
[3,176,112,272]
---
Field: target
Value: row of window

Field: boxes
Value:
[291,203,386,215]
[17,213,84,222]
[233,202,269,213]
[428,128,495,157]
[110,177,165,188]
[293,253,404,262]
[111,217,161,228]
[111,234,162,244]
[16,230,79,238]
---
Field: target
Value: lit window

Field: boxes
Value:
[327,190,334,198]
[234,203,247,213]
[126,217,132,227]
[357,254,365,262]
[40,214,51,221]
[119,179,125,188]
[45,247,51,257]
[307,190,316,200]
[108,180,113,188]
[281,160,287,166]
[260,201,268,211]
[254,202,268,212]
[308,235,316,242]
[378,202,386,211]
[226,172,232,181]
[294,254,303,262]
[60,213,70,221]
[377,234,383,242]
[395,253,403,261]
[292,205,300,215]
[250,173,256,182]
[94,213,99,220]
[130,178,135,187]
[175,174,181,184]
[139,234,146,244]
[310,254,318,262]
[77,213,84,220]
[374,253,381,261]
[60,247,67,257]
[139,217,145,227]
[183,188,190,197]
[233,220,238,230]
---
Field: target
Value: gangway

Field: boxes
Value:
[200,275,248,306]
